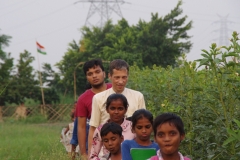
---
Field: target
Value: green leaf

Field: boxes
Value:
[213,58,222,64]
[222,52,239,58]
[201,53,210,59]
[195,59,202,62]
[226,61,236,68]
[221,46,232,51]
[188,87,203,92]
[233,119,240,128]
[227,128,238,139]
[223,137,236,146]
[201,49,210,55]
[198,58,209,67]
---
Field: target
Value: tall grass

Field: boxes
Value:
[59,94,75,104]
[0,120,71,160]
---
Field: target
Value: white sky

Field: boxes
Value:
[1,0,240,71]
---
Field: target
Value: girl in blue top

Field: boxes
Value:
[121,109,159,160]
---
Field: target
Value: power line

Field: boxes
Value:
[9,21,82,47]
[122,7,240,25]
[2,1,239,34]
[0,0,36,17]
[193,24,213,44]
[129,3,240,20]
[3,4,74,32]
[0,0,29,10]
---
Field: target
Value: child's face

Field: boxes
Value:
[154,122,185,157]
[107,99,127,124]
[132,117,153,142]
[102,132,123,155]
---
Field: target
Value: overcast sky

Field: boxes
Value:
[1,0,240,71]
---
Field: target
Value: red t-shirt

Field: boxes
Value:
[75,83,112,119]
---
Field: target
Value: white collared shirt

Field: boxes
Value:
[89,87,146,127]
[154,150,186,160]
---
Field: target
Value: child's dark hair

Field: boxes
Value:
[132,109,153,128]
[105,94,128,110]
[83,59,104,75]
[153,113,185,136]
[70,112,75,119]
[100,122,123,137]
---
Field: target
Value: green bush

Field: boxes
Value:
[127,31,240,159]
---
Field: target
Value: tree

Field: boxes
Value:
[78,1,192,67]
[10,50,39,103]
[0,53,14,105]
[42,63,60,89]
[137,1,192,67]
[0,32,14,105]
[80,19,143,66]
[0,31,11,59]
[56,40,88,95]
[40,63,60,104]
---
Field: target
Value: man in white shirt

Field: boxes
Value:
[88,59,146,153]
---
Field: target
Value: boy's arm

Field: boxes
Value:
[89,127,102,160]
[70,118,78,159]
[78,117,87,157]
[88,125,96,156]
[64,125,70,135]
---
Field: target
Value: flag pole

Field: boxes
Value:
[35,41,46,115]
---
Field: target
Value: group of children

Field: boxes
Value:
[91,94,190,160]
[62,93,190,160]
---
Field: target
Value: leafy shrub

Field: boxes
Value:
[127,31,240,159]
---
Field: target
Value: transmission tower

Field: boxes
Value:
[75,0,125,28]
[212,15,234,46]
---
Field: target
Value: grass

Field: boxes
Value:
[0,119,71,160]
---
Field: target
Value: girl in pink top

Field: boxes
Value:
[89,94,135,160]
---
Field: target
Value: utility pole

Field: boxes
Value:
[74,0,125,28]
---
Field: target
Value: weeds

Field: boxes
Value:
[0,122,68,160]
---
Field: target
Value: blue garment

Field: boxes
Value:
[70,118,90,152]
[70,118,78,145]
[121,139,159,160]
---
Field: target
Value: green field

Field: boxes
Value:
[0,120,71,160]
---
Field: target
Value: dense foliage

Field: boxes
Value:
[127,32,240,159]
[79,1,192,67]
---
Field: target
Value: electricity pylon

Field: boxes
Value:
[212,15,234,46]
[75,0,125,28]
[212,15,235,62]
